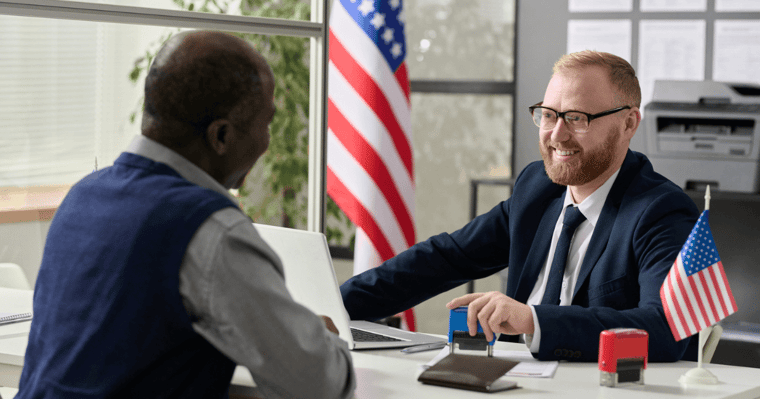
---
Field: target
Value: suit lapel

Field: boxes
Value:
[513,194,565,302]
[572,151,637,300]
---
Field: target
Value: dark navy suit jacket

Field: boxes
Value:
[340,150,700,362]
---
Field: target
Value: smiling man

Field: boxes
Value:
[340,50,700,362]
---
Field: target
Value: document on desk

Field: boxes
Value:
[423,348,558,378]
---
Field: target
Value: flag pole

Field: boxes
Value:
[698,185,710,369]
[679,185,720,385]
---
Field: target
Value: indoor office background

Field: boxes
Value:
[2,0,760,360]
[0,0,514,336]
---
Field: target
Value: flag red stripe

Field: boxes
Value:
[328,100,415,247]
[403,308,416,331]
[329,31,413,179]
[395,63,411,103]
[669,268,691,340]
[675,264,701,333]
[687,268,711,325]
[709,263,730,315]
[716,261,738,311]
[326,168,395,261]
[661,276,682,340]
[697,269,722,322]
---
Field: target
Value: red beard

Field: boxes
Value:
[540,127,617,186]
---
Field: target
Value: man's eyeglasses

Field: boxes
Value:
[529,103,631,134]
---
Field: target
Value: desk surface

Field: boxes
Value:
[349,345,760,399]
[3,287,760,398]
[0,289,32,358]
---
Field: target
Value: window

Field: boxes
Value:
[0,0,327,231]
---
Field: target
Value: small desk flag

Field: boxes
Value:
[660,210,737,341]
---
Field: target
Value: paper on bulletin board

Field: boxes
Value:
[637,20,706,111]
[640,0,707,12]
[569,0,632,13]
[713,20,760,85]
[716,0,760,12]
[567,20,632,62]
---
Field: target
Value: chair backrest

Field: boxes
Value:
[0,263,31,290]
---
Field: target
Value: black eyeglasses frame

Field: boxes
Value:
[528,102,632,132]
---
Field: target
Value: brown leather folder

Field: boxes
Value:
[418,353,520,393]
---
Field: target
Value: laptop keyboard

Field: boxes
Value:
[350,327,403,342]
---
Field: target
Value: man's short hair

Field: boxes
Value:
[143,33,263,145]
[553,50,641,108]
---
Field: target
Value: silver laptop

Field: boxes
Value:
[253,223,446,350]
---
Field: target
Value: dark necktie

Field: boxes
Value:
[541,205,586,305]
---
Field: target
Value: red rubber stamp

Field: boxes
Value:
[599,328,648,387]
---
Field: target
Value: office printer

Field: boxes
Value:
[637,80,760,193]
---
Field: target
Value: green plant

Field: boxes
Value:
[128,0,353,246]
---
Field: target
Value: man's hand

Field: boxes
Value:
[446,291,534,342]
[320,315,339,335]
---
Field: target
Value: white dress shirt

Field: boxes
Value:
[524,168,621,353]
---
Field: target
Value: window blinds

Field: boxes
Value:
[0,15,101,187]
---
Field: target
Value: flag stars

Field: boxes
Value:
[358,0,374,16]
[390,42,403,58]
[382,27,395,44]
[370,12,386,30]
[397,9,406,25]
[390,0,400,10]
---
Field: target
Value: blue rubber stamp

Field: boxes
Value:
[448,306,496,357]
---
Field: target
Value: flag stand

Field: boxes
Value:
[678,186,720,386]
[679,325,721,385]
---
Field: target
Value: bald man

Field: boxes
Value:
[18,31,355,399]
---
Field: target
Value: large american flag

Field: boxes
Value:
[660,210,737,342]
[326,0,416,330]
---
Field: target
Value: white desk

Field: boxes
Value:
[3,286,760,398]
[348,344,760,398]
[0,288,32,390]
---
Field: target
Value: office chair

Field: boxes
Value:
[0,263,31,290]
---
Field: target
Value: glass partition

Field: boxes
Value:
[406,0,515,81]
[0,13,311,230]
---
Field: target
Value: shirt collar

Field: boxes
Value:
[563,168,621,228]
[125,135,239,204]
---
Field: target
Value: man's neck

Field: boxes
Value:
[141,133,227,187]
[569,163,621,204]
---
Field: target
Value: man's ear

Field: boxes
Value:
[205,119,231,156]
[622,107,641,140]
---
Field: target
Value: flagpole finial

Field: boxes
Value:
[705,185,710,211]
